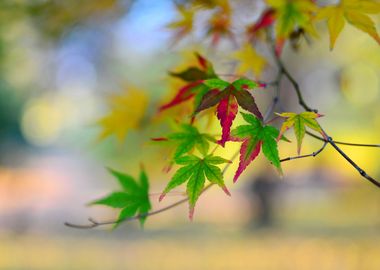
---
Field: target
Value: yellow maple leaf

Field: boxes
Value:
[231,43,267,77]
[97,87,148,143]
[317,0,380,49]
[167,4,195,42]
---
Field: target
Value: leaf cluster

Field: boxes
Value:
[87,0,380,227]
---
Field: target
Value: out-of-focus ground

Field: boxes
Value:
[0,0,380,269]
[1,151,380,269]
[2,230,380,270]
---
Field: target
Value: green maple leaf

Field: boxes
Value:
[268,0,317,39]
[159,154,231,220]
[91,167,151,227]
[276,112,326,154]
[153,123,216,160]
[169,67,210,82]
[231,113,282,182]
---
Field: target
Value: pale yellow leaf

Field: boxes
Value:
[166,4,194,39]
[326,8,345,49]
[315,6,336,20]
[231,43,266,77]
[276,112,296,118]
[343,0,380,13]
[318,0,380,49]
[97,88,148,143]
[344,10,380,44]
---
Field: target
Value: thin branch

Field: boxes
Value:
[326,136,380,188]
[306,131,380,148]
[264,116,280,125]
[65,149,240,229]
[264,71,283,122]
[264,80,281,87]
[65,187,212,229]
[280,141,327,162]
[270,42,316,113]
[65,218,118,229]
[271,45,380,188]
[65,194,192,229]
[279,64,317,113]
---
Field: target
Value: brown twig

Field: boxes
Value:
[271,44,316,113]
[280,141,327,162]
[264,71,283,122]
[64,150,240,229]
[306,131,380,148]
[65,196,194,229]
[272,46,380,188]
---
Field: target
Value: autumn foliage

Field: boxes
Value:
[72,0,380,228]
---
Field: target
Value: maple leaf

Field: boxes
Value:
[167,4,195,43]
[97,88,148,143]
[206,0,234,46]
[268,0,317,37]
[195,78,264,146]
[316,0,380,49]
[231,113,282,182]
[152,123,216,160]
[231,43,267,77]
[267,0,318,54]
[169,52,215,82]
[246,8,276,42]
[276,112,326,154]
[159,53,217,112]
[159,154,231,220]
[91,167,151,227]
[159,82,204,112]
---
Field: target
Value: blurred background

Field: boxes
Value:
[0,0,380,269]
